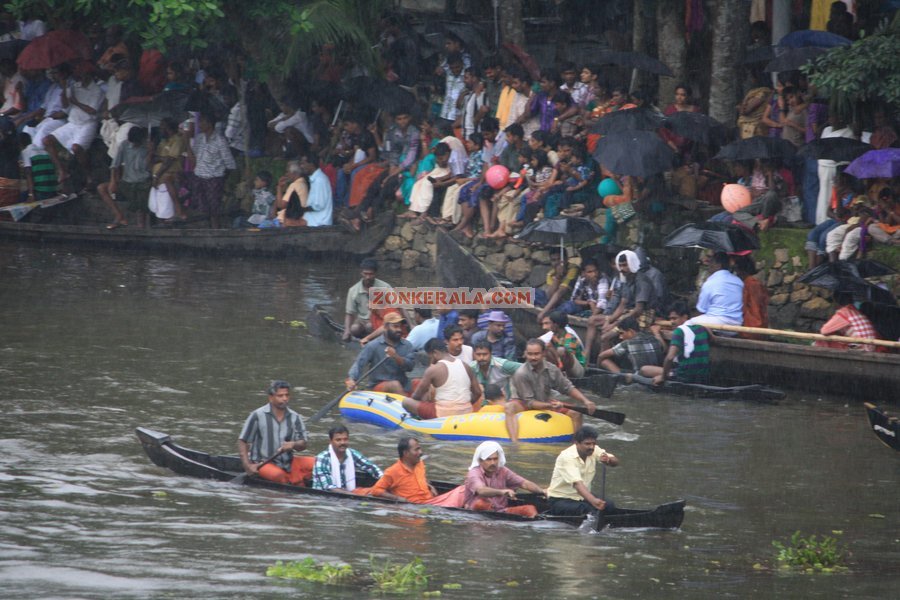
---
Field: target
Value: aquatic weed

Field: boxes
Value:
[772,531,847,573]
[266,557,354,583]
[369,556,429,593]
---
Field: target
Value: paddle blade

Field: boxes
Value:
[309,391,347,423]
[593,409,626,426]
[229,473,248,485]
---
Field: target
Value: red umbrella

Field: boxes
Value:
[16,30,92,70]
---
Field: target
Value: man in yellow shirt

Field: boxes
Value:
[547,426,619,516]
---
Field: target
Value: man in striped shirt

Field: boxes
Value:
[238,380,308,485]
[312,425,383,493]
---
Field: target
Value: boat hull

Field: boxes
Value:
[338,390,575,443]
[865,403,900,451]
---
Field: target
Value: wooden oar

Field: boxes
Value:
[560,403,626,426]
[231,435,291,485]
[308,355,391,423]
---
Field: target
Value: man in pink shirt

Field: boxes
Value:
[463,441,546,517]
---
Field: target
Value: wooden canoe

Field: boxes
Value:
[433,229,900,399]
[864,403,900,452]
[0,210,394,256]
[136,426,685,531]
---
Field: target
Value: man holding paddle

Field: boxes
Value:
[238,380,309,485]
[547,426,619,517]
[345,312,415,394]
[507,338,597,442]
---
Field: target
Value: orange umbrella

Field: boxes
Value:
[16,30,92,70]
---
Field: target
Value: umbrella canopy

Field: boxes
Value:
[339,76,415,115]
[592,130,675,177]
[595,50,673,77]
[844,148,900,179]
[853,259,897,278]
[663,222,760,254]
[797,137,872,162]
[778,30,851,48]
[663,111,729,146]
[16,30,91,69]
[764,46,829,73]
[797,261,897,304]
[111,90,190,127]
[0,39,29,62]
[185,90,229,122]
[742,44,777,64]
[515,216,603,246]
[589,107,665,135]
[715,136,797,161]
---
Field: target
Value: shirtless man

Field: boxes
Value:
[402,338,482,419]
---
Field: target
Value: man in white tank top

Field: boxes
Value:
[402,338,483,420]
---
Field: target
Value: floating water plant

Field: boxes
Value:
[369,556,429,593]
[772,531,847,573]
[266,558,354,584]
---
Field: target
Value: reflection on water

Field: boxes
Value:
[0,243,897,599]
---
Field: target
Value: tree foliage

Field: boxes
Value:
[803,12,900,119]
[6,0,386,79]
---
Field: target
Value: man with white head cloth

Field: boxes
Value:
[463,441,547,518]
[584,249,658,361]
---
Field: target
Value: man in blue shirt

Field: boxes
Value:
[687,252,744,327]
[345,312,415,394]
[405,307,440,351]
[471,310,517,360]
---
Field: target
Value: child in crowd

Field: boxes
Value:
[234,170,275,228]
[97,126,151,229]
[403,142,453,222]
[435,132,485,226]
[19,132,57,201]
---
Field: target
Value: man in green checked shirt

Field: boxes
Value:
[471,340,522,405]
[312,426,384,494]
[545,311,586,378]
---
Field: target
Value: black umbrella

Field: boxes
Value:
[797,261,896,304]
[185,90,228,123]
[592,130,675,177]
[596,50,674,77]
[0,39,28,62]
[854,259,897,278]
[796,138,872,162]
[764,46,829,73]
[111,90,190,127]
[663,111,730,146]
[742,44,777,64]
[589,107,665,135]
[339,76,414,115]
[663,222,760,253]
[715,136,797,161]
[515,217,603,260]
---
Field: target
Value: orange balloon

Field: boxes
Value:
[721,183,751,213]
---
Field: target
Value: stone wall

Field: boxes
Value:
[756,248,832,330]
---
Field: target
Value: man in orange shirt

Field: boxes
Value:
[369,436,437,503]
[733,255,769,332]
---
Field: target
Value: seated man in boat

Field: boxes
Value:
[813,290,878,352]
[405,307,440,351]
[471,341,521,407]
[342,258,392,342]
[444,324,474,363]
[464,441,547,517]
[640,301,711,385]
[595,317,663,382]
[345,312,415,394]
[237,380,309,485]
[546,425,620,517]
[312,425,383,493]
[544,311,587,379]
[686,251,744,328]
[402,338,482,419]
[471,310,516,360]
[369,436,437,503]
[507,339,597,442]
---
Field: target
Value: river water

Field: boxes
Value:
[0,243,897,599]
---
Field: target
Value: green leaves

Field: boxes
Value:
[772,530,848,573]
[266,558,355,583]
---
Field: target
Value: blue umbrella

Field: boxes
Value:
[845,149,900,179]
[778,30,851,48]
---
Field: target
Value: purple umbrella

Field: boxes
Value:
[778,30,851,48]
[845,149,900,179]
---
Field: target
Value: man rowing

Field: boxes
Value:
[312,425,384,493]
[546,426,620,517]
[345,312,415,394]
[369,436,437,503]
[506,338,596,442]
[463,441,547,517]
[402,338,483,419]
[238,380,309,484]
[641,300,711,385]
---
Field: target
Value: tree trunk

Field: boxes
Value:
[499,0,524,48]
[656,0,686,106]
[708,0,748,125]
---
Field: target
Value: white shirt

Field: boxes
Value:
[269,111,315,143]
[67,81,104,126]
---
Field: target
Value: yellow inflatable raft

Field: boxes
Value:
[338,390,574,443]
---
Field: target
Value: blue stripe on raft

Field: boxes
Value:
[341,408,401,430]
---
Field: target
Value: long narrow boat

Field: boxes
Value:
[136,427,685,530]
[434,229,900,399]
[864,403,900,452]
[0,210,394,256]
[573,368,785,403]
[339,391,577,443]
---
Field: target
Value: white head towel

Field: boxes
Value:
[677,324,696,359]
[615,250,641,282]
[329,444,356,491]
[469,441,506,470]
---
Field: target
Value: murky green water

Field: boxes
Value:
[0,243,897,599]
